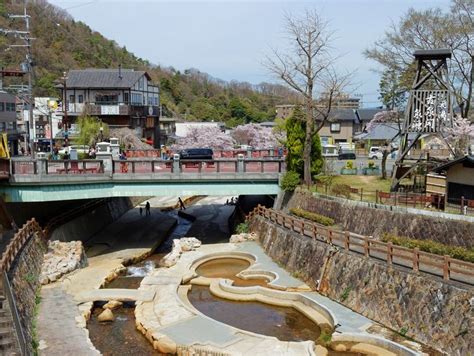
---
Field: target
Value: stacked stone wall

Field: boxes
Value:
[287,190,474,248]
[8,234,47,354]
[249,215,474,355]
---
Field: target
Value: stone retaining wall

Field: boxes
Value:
[8,233,47,354]
[249,215,474,355]
[287,190,474,248]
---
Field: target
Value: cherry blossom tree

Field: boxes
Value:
[444,115,474,156]
[172,126,235,150]
[231,124,284,149]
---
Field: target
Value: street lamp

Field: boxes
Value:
[99,124,103,142]
[61,71,69,146]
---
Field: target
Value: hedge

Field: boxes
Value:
[289,207,335,226]
[381,233,474,263]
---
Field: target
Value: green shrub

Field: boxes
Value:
[235,222,249,234]
[78,152,89,160]
[280,170,300,192]
[367,160,375,169]
[345,160,354,169]
[340,286,351,302]
[289,207,335,226]
[381,233,474,263]
[317,330,333,346]
[331,183,352,199]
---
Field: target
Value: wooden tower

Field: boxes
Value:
[391,49,454,192]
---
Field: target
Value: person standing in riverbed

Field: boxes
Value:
[178,197,186,210]
[145,201,151,216]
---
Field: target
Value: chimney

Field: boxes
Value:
[118,64,122,80]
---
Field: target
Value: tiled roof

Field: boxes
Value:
[65,69,151,89]
[327,108,357,122]
[355,108,385,123]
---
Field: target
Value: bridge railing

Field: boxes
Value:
[126,148,287,159]
[248,206,474,286]
[12,159,104,175]
[111,158,285,174]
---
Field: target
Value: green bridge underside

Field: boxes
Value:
[1,181,281,202]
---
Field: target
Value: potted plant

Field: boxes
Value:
[362,160,380,175]
[340,160,357,175]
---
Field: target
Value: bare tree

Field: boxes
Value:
[265,9,351,185]
[365,1,474,119]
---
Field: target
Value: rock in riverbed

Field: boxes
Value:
[40,240,88,285]
[159,237,202,267]
[98,308,114,322]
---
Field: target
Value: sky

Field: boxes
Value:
[48,0,451,107]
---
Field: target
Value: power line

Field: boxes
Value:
[0,0,35,157]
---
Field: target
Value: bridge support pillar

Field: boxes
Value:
[237,154,245,173]
[37,158,47,175]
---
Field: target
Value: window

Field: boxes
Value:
[131,93,143,105]
[78,95,84,103]
[330,122,341,132]
[69,95,75,104]
[0,103,4,112]
[6,103,16,112]
[124,92,129,104]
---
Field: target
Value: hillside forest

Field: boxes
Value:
[0,0,298,126]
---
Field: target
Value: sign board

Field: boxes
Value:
[407,90,451,133]
[101,105,119,115]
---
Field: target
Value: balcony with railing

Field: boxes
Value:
[67,103,159,117]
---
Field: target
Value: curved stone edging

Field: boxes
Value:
[208,279,336,334]
[331,333,420,356]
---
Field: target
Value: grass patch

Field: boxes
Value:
[235,222,249,234]
[382,233,474,263]
[289,208,335,226]
[340,286,351,302]
[317,330,333,346]
[312,175,392,202]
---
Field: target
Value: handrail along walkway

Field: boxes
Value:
[248,206,474,286]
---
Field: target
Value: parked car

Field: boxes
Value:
[322,144,338,158]
[179,148,214,160]
[368,146,383,159]
[338,152,356,160]
[58,145,89,155]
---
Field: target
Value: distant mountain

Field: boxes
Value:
[0,0,298,126]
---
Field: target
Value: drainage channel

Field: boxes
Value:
[87,209,194,355]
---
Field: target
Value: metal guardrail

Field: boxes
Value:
[249,206,474,286]
[2,271,27,356]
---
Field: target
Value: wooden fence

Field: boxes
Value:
[0,219,44,273]
[248,206,474,286]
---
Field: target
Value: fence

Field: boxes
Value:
[248,206,474,285]
[12,159,104,175]
[112,159,285,174]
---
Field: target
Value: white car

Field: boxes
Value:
[368,146,383,159]
[58,145,89,155]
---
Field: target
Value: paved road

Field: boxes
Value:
[328,157,396,174]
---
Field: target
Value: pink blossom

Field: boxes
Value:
[231,124,283,149]
[172,126,235,150]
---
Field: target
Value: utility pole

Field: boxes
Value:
[1,1,35,157]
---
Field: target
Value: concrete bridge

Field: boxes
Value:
[0,157,284,202]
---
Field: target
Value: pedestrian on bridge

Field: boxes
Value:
[145,201,151,216]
